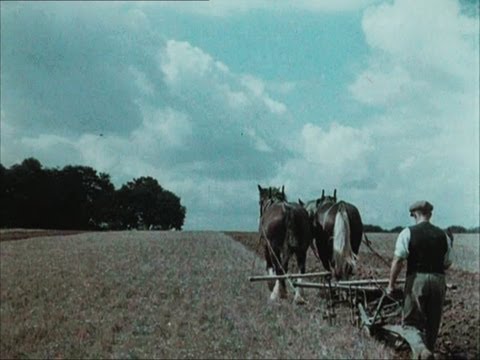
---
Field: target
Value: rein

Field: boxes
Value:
[259,197,277,218]
[362,233,391,268]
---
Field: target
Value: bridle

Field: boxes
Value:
[259,197,281,218]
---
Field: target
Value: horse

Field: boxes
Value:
[307,189,364,280]
[257,185,313,304]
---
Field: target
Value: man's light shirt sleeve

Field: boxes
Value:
[394,227,410,260]
[444,232,453,268]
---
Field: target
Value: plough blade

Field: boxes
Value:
[381,325,431,359]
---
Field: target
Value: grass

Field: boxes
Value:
[0,231,395,359]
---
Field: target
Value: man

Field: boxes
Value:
[387,200,453,358]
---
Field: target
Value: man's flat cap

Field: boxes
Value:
[409,200,434,214]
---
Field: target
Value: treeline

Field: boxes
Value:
[0,158,186,231]
[364,224,480,233]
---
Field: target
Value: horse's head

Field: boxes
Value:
[315,189,337,208]
[257,184,287,216]
[301,199,319,219]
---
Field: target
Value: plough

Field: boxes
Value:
[249,272,455,359]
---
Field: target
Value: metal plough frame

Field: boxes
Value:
[293,276,456,359]
[250,272,437,358]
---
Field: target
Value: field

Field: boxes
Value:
[0,230,478,359]
[226,231,480,359]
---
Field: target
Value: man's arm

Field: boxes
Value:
[387,256,405,294]
[387,227,410,295]
[444,232,453,269]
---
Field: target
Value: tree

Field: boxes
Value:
[0,158,186,230]
[446,225,468,233]
[115,176,185,230]
[363,224,385,233]
[1,158,46,228]
[156,189,186,230]
[0,163,9,227]
[52,165,116,229]
[389,226,405,233]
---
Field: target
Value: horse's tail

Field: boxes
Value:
[332,202,357,279]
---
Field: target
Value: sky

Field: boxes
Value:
[1,0,479,230]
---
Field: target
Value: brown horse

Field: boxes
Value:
[309,189,364,280]
[257,185,312,303]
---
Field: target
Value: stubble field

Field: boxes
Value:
[1,230,393,359]
[0,230,478,359]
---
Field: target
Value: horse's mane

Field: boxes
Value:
[303,199,318,217]
[269,187,287,202]
[258,185,287,202]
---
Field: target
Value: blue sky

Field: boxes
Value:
[1,0,479,230]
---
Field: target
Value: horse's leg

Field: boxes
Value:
[293,249,307,304]
[270,248,288,301]
[264,243,275,291]
[278,249,291,299]
[316,228,332,272]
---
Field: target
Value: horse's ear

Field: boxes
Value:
[316,198,321,207]
[333,189,337,201]
[257,184,262,192]
[281,185,284,196]
[298,198,304,207]
[321,189,325,198]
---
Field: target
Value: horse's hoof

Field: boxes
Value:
[294,296,306,305]
[269,294,280,302]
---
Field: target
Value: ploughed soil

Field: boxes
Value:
[226,231,480,360]
[0,229,85,242]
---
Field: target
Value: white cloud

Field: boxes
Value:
[240,75,265,96]
[244,127,272,153]
[2,0,478,231]
[224,87,249,109]
[160,40,288,116]
[2,31,291,229]
[138,0,381,17]
[264,97,287,115]
[160,40,218,85]
[362,0,477,84]
[271,122,375,205]
[349,65,428,106]
[348,0,479,227]
[301,123,373,168]
[133,105,192,149]
[240,75,287,114]
[129,66,155,96]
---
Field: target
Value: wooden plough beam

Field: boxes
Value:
[293,281,383,292]
[248,271,331,282]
